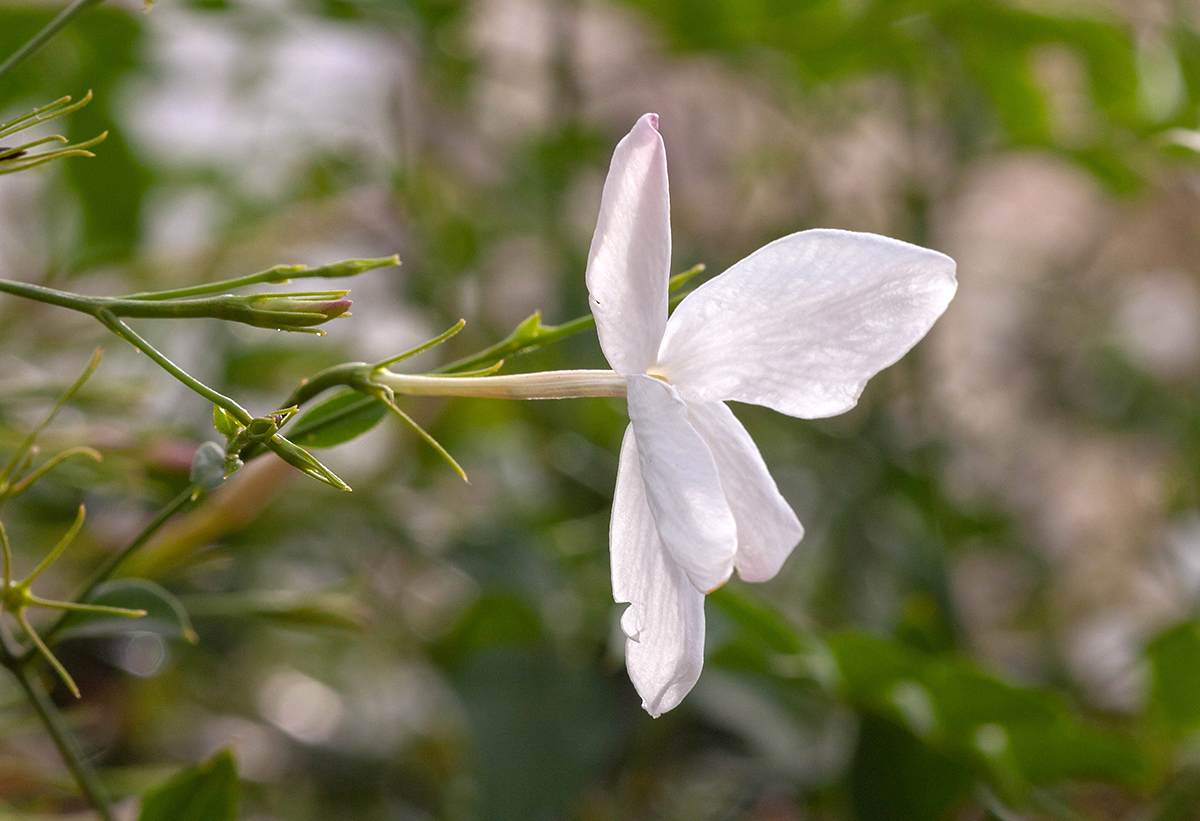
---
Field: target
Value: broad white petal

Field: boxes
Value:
[686,401,804,582]
[585,113,671,376]
[611,426,705,717]
[655,229,957,418]
[626,373,737,593]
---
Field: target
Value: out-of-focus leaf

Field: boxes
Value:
[180,589,369,631]
[709,586,805,655]
[826,632,1154,790]
[851,715,973,821]
[1069,145,1144,195]
[137,750,238,821]
[287,389,388,449]
[617,0,1143,187]
[57,579,197,643]
[433,594,542,667]
[0,7,149,261]
[711,597,1155,799]
[1174,25,1200,113]
[1150,770,1200,821]
[1148,621,1200,738]
[455,647,622,821]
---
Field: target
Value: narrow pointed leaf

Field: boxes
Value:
[56,579,198,643]
[180,589,368,631]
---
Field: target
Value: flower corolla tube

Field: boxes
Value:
[587,113,957,716]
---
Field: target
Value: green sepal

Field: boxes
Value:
[266,435,352,491]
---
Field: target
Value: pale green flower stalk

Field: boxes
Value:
[373,368,627,400]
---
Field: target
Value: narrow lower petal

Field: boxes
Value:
[626,374,737,594]
[685,401,804,582]
[611,425,706,717]
[586,113,671,376]
[655,229,957,418]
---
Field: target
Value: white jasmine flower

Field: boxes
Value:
[588,114,957,716]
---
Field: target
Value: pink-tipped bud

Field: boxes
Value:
[239,292,354,330]
[317,298,353,320]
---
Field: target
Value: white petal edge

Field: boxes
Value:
[585,113,671,376]
[626,374,737,594]
[610,425,706,717]
[686,401,804,582]
[654,229,957,418]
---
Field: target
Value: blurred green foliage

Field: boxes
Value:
[6,0,1200,818]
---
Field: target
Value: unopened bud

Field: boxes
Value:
[244,292,352,329]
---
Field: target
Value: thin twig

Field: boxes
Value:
[0,0,108,84]
[9,665,114,820]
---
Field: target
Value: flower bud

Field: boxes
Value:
[241,292,352,329]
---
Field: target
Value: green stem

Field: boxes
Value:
[9,664,114,820]
[125,255,400,300]
[94,310,251,424]
[0,0,107,84]
[34,483,201,652]
[0,278,95,315]
[0,277,321,323]
[0,282,250,422]
[439,314,593,374]
[0,349,101,489]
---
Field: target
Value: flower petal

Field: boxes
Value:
[655,229,957,418]
[585,113,671,376]
[626,373,737,593]
[611,425,705,717]
[686,401,804,582]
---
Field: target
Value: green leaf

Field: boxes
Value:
[57,578,198,644]
[138,750,238,821]
[213,405,240,439]
[287,389,387,449]
[824,631,1155,791]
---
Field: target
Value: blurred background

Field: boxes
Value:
[5,0,1200,818]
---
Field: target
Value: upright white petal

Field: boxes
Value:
[611,426,706,717]
[585,113,671,376]
[626,374,737,594]
[655,229,957,418]
[686,401,804,583]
